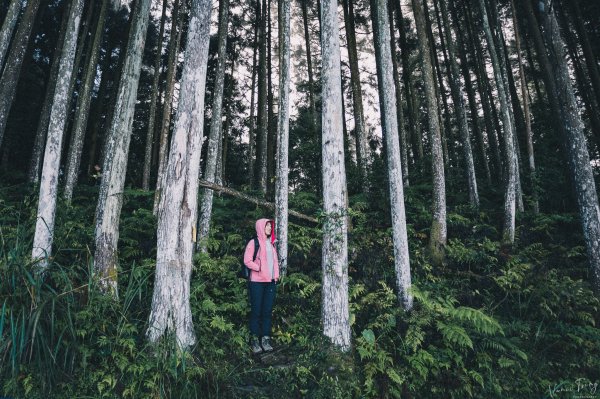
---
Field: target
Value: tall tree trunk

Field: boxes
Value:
[522,0,561,123]
[94,0,152,296]
[510,0,539,214]
[28,4,71,184]
[197,0,230,251]
[218,57,236,184]
[87,35,118,178]
[537,0,600,292]
[0,0,23,74]
[147,0,212,348]
[153,0,182,215]
[0,0,42,149]
[412,0,446,265]
[301,0,317,127]
[449,0,491,186]
[255,0,268,193]
[439,0,479,208]
[372,0,412,310]
[275,0,290,276]
[31,0,85,268]
[142,0,168,191]
[478,0,517,246]
[555,0,600,151]
[342,0,369,188]
[491,0,524,212]
[431,0,455,168]
[321,0,350,351]
[63,0,110,202]
[567,0,600,108]
[247,0,259,187]
[388,0,408,187]
[266,0,276,199]
[423,0,450,168]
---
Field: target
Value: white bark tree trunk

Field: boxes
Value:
[478,0,517,246]
[411,0,447,265]
[31,0,86,268]
[0,0,22,72]
[94,0,153,296]
[28,5,71,184]
[372,0,413,310]
[147,0,212,348]
[63,0,110,202]
[320,0,351,352]
[538,0,600,292]
[197,0,230,252]
[275,0,290,277]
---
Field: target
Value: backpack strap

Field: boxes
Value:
[252,237,260,261]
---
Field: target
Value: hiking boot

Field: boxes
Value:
[261,336,274,352]
[250,336,263,354]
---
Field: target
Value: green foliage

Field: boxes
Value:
[1,181,599,398]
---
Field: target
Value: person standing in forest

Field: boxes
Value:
[244,218,280,354]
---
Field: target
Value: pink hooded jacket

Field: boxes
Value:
[243,218,280,282]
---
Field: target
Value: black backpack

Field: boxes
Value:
[239,237,260,279]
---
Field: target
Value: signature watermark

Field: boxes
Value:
[546,378,599,399]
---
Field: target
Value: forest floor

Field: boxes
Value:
[1,179,599,398]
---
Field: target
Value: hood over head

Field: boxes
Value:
[255,218,276,244]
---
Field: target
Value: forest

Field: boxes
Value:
[0,0,599,397]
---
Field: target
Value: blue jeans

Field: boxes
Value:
[248,281,277,337]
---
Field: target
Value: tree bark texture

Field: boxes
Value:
[373,0,413,310]
[275,0,290,276]
[198,0,230,252]
[537,0,600,293]
[28,4,71,184]
[94,0,153,296]
[147,0,212,348]
[320,0,351,351]
[246,1,259,186]
[388,0,409,187]
[31,0,86,268]
[412,0,447,265]
[0,0,23,74]
[0,0,42,149]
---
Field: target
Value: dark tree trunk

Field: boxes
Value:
[0,0,42,149]
[142,0,168,191]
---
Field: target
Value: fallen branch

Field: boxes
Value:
[198,179,318,224]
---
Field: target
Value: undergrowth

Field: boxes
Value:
[0,182,599,398]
